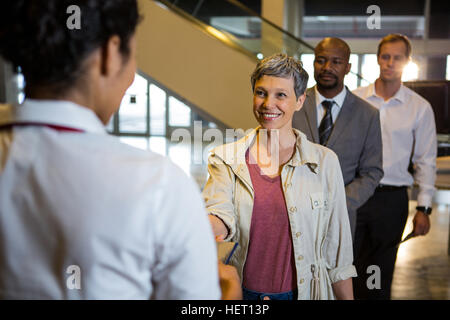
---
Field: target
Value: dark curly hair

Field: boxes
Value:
[0,0,140,94]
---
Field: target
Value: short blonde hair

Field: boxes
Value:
[377,34,412,58]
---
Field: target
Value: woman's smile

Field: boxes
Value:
[258,111,283,121]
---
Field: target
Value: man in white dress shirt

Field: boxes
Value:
[353,34,437,300]
[0,0,228,299]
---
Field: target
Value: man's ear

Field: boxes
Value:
[99,35,122,77]
[295,92,306,111]
[345,62,352,75]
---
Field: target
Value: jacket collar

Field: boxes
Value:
[325,88,356,148]
[211,126,319,172]
[302,86,356,148]
[303,88,319,143]
[314,85,347,110]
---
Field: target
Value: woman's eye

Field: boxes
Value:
[255,90,265,97]
[277,92,287,98]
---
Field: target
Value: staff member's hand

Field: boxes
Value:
[413,211,431,236]
[218,262,242,300]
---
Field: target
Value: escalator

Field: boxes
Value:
[136,0,316,130]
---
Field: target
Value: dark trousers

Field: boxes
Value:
[353,187,409,300]
[242,287,297,300]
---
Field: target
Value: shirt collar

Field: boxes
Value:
[368,82,406,103]
[290,128,319,171]
[314,85,347,109]
[391,84,407,103]
[0,99,107,134]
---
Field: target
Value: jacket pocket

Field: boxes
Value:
[310,192,324,210]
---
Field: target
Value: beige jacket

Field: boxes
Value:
[203,128,357,300]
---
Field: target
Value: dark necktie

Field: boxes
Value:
[319,100,334,145]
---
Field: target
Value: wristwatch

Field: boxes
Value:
[416,206,432,215]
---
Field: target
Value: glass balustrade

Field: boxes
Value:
[158,0,366,85]
[160,0,314,59]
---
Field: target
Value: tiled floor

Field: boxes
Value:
[120,135,450,300]
[391,199,450,300]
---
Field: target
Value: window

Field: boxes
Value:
[109,73,221,139]
[118,74,148,133]
[402,61,419,82]
[169,96,191,127]
[361,54,379,86]
[446,55,450,81]
[149,84,166,136]
[300,54,316,88]
[17,72,25,104]
[344,54,359,90]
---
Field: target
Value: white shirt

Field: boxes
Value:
[0,99,221,300]
[314,86,347,126]
[353,83,437,207]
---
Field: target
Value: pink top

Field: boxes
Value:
[242,150,297,293]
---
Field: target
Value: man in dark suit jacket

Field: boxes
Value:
[293,38,383,238]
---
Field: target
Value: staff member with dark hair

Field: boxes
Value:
[353,34,437,300]
[0,0,226,299]
[204,53,356,300]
